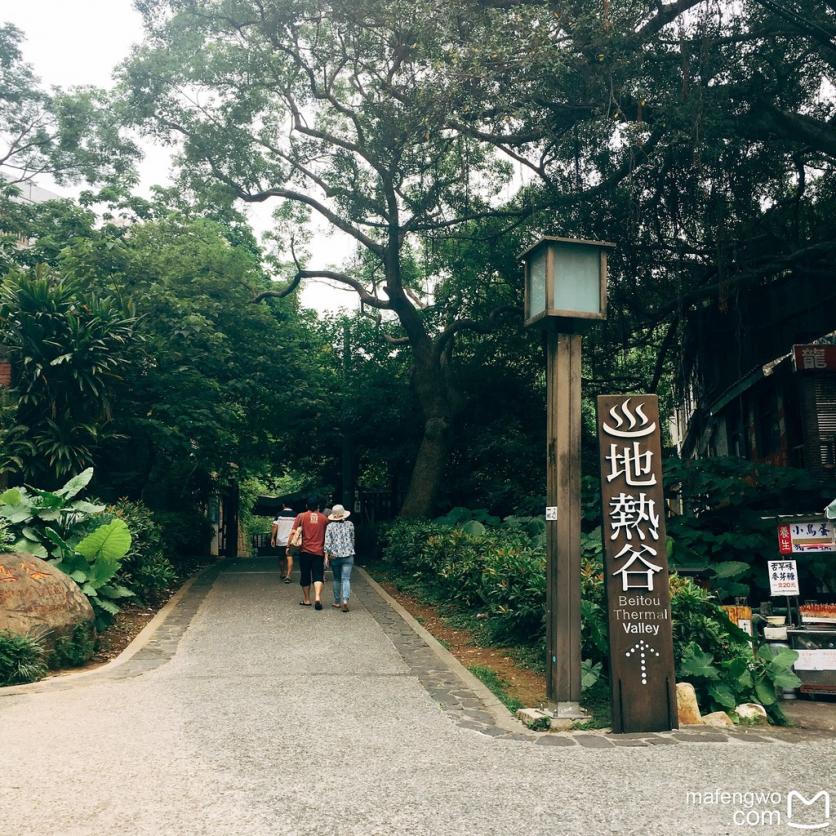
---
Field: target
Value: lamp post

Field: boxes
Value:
[520,236,615,716]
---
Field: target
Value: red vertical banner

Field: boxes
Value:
[597,394,677,733]
[777,525,793,555]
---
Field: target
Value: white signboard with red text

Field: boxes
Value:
[778,518,836,554]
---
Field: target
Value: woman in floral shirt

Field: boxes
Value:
[325,504,355,612]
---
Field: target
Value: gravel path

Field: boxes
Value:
[1,558,833,835]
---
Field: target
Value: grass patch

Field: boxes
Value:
[468,664,523,713]
[0,630,48,686]
[507,643,546,676]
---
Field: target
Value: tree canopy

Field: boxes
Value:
[0,0,833,519]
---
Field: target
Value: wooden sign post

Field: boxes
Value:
[596,394,677,733]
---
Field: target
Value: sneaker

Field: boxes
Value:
[283,577,291,584]
[314,601,323,610]
[342,602,349,612]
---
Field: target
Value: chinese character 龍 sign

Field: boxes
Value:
[793,344,836,372]
[597,395,676,733]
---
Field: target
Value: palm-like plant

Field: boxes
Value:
[0,265,137,484]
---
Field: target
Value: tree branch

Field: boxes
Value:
[433,305,518,359]
[636,0,706,40]
[251,271,304,303]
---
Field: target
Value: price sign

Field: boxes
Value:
[768,559,800,596]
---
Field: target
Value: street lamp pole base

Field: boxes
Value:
[549,701,589,720]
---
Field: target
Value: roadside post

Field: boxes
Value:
[520,236,614,717]
[596,394,677,732]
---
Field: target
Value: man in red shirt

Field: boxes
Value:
[289,496,329,610]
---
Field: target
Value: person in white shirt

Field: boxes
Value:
[271,502,296,583]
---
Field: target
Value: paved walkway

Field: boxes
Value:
[1,558,834,835]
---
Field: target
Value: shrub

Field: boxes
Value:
[153,509,214,563]
[0,630,48,685]
[0,468,135,629]
[51,622,97,668]
[382,519,546,645]
[109,500,176,604]
[670,576,800,723]
[382,515,801,723]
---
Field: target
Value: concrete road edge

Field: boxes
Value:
[0,560,220,696]
[359,567,525,734]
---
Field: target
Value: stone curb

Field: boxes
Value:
[358,568,526,735]
[0,560,222,696]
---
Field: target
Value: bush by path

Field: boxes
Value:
[381,518,800,723]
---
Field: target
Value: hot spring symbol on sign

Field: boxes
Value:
[602,398,657,438]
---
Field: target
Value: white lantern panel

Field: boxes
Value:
[552,244,600,314]
[527,248,547,319]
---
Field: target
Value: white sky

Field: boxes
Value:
[2,0,356,313]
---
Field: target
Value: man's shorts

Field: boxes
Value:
[299,552,324,586]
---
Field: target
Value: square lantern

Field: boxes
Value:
[520,236,615,329]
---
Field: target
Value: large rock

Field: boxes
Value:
[0,553,94,649]
[702,710,735,729]
[676,682,702,725]
[735,703,769,724]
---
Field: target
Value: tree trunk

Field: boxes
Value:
[398,347,453,518]
[399,412,451,518]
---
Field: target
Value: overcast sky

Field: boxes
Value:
[3,0,356,313]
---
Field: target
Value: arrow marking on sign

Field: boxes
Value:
[624,639,660,686]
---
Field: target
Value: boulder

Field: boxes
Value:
[702,711,735,729]
[676,682,702,725]
[735,703,769,724]
[0,553,94,650]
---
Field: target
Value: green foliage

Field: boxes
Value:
[436,507,501,527]
[669,576,800,723]
[382,519,547,645]
[55,518,134,630]
[0,266,137,484]
[581,659,603,691]
[0,629,48,686]
[109,500,176,605]
[51,623,96,669]
[666,457,836,601]
[0,467,102,558]
[384,514,801,723]
[0,23,138,191]
[1,195,327,532]
[152,510,214,563]
[0,468,134,629]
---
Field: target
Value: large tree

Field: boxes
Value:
[120,0,835,515]
[121,0,523,517]
[440,0,836,391]
[0,190,324,506]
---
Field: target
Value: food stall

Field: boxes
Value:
[776,514,836,697]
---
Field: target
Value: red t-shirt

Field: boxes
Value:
[294,511,328,556]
